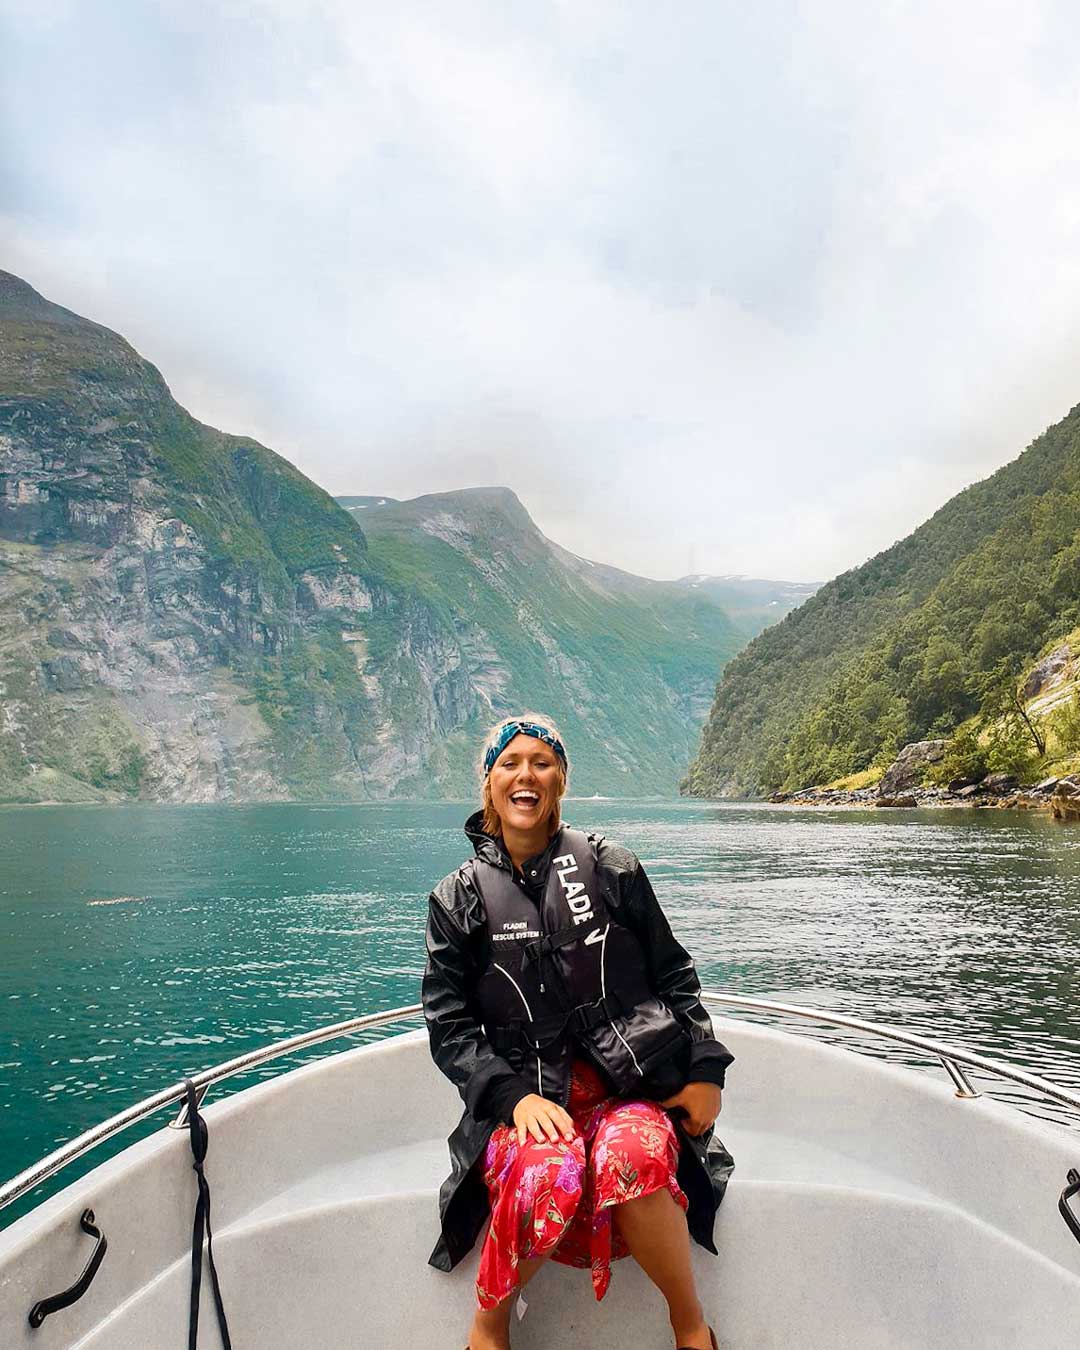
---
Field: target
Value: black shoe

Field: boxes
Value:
[676,1330,718,1350]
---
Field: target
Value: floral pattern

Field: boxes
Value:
[476,1059,687,1308]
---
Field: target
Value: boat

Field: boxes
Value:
[1,993,1079,1348]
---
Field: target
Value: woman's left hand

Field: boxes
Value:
[661,1081,722,1136]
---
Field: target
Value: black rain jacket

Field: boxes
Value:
[423,811,735,1272]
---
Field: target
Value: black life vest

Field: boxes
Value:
[472,826,688,1097]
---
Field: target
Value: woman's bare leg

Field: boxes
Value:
[467,1257,544,1349]
[614,1188,712,1349]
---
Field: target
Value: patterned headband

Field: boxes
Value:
[483,720,567,776]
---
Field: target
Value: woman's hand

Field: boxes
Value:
[512,1093,576,1146]
[661,1081,722,1136]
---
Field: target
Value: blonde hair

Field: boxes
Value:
[478,711,569,839]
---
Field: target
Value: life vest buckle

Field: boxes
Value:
[569,994,622,1033]
[522,927,581,965]
[488,1016,566,1055]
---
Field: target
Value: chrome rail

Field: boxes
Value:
[699,992,1080,1110]
[0,1003,425,1214]
[2,992,1079,1215]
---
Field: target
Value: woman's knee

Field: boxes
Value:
[490,1132,586,1204]
[487,1125,582,1175]
[519,1138,587,1254]
[590,1104,679,1197]
[593,1101,677,1157]
[517,1132,586,1172]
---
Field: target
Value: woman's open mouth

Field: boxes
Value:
[510,790,540,812]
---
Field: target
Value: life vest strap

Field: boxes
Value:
[487,993,628,1055]
[488,1014,565,1055]
[521,925,585,964]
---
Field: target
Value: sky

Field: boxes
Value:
[4,1,1080,584]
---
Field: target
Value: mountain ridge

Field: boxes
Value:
[339,493,818,621]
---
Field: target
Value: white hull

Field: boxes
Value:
[2,1018,1079,1348]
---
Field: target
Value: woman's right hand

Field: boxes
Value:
[512,1093,576,1145]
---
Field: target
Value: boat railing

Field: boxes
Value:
[3,991,1079,1215]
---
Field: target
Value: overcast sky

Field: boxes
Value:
[5,1,1080,583]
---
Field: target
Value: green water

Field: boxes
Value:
[2,799,1080,1229]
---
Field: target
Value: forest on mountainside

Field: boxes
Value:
[684,402,1080,798]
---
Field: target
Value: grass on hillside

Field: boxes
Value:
[823,766,884,791]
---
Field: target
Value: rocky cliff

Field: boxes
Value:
[0,272,746,802]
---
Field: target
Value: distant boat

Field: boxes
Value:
[2,993,1079,1347]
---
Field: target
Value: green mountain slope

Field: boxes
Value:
[0,270,753,801]
[684,402,1080,797]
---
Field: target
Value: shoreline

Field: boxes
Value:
[769,774,1080,817]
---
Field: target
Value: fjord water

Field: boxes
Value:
[2,800,1079,1226]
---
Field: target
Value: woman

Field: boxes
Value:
[423,714,734,1350]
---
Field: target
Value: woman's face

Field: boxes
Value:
[488,732,562,834]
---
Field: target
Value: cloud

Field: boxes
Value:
[4,1,1080,582]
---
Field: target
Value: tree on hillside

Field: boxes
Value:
[684,399,1080,798]
[977,661,1046,757]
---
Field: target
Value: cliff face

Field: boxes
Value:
[0,273,746,802]
[1,270,390,800]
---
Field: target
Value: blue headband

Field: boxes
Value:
[483,721,567,776]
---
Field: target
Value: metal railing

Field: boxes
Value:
[700,992,1080,1112]
[3,991,1079,1215]
[0,1002,425,1214]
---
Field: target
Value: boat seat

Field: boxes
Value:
[230,1120,942,1237]
[237,1137,450,1229]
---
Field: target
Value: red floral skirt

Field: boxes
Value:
[476,1059,687,1308]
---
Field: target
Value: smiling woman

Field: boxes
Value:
[479,712,567,844]
[422,713,734,1350]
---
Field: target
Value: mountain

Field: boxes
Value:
[0,270,383,802]
[673,575,820,631]
[684,400,1080,797]
[340,501,815,635]
[335,489,748,794]
[0,271,749,802]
